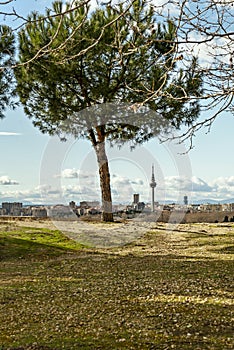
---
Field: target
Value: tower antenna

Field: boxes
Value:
[150,164,157,212]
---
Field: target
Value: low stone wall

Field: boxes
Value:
[185,210,234,223]
[157,210,234,224]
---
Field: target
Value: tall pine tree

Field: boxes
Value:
[15,0,202,221]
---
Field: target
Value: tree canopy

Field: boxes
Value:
[0,24,15,118]
[1,0,233,136]
[16,0,202,136]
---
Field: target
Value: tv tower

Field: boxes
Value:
[150,165,157,212]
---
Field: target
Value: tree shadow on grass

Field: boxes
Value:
[0,236,75,261]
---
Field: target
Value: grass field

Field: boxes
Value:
[0,221,233,349]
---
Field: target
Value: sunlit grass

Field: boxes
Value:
[132,294,234,306]
[0,222,233,349]
[0,225,86,260]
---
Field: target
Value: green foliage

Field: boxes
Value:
[15,0,203,143]
[0,25,16,118]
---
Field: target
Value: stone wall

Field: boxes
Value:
[157,210,234,224]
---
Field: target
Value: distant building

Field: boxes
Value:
[133,194,139,204]
[222,203,234,212]
[184,196,188,205]
[47,205,76,218]
[2,202,23,216]
[21,207,32,216]
[200,203,222,212]
[131,194,145,212]
[87,208,101,215]
[80,201,100,208]
[31,207,47,218]
[69,201,76,209]
[0,208,7,216]
[76,207,85,216]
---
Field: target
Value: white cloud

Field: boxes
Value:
[0,132,21,136]
[131,178,144,186]
[186,32,230,67]
[56,168,94,180]
[60,168,79,179]
[151,0,180,16]
[210,177,234,198]
[191,176,213,192]
[111,174,154,203]
[164,176,213,193]
[0,175,234,205]
[212,176,234,188]
[156,175,234,203]
[56,168,93,180]
[111,175,135,201]
[0,176,19,185]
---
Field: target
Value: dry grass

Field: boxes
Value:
[0,220,233,349]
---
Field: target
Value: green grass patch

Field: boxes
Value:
[0,225,85,260]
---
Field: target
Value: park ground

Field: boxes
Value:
[0,219,233,349]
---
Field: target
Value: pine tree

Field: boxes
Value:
[0,25,15,118]
[15,0,202,221]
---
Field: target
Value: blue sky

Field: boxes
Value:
[1,106,233,205]
[0,0,233,205]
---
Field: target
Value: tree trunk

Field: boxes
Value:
[94,139,113,222]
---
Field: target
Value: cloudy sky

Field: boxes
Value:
[1,106,233,205]
[0,0,233,205]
